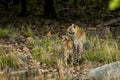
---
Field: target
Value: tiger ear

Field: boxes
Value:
[71,24,75,28]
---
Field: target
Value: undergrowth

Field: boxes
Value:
[0,46,19,68]
[0,28,12,38]
[83,37,120,63]
[21,25,34,37]
[28,38,64,65]
[29,35,119,65]
[0,27,119,68]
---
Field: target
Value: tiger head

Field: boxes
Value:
[67,24,75,34]
[62,35,71,41]
[67,24,78,38]
[62,35,73,49]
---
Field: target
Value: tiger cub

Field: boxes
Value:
[63,35,74,66]
[67,24,86,64]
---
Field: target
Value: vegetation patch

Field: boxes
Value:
[83,37,120,63]
[0,46,19,68]
[28,38,64,65]
[0,28,12,38]
[21,25,34,37]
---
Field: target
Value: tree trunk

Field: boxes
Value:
[2,0,11,10]
[43,0,57,19]
[20,0,27,16]
[74,0,77,4]
[13,0,20,5]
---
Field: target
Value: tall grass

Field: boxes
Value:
[83,36,120,63]
[0,46,19,68]
[21,25,34,37]
[0,28,12,38]
[28,35,119,65]
[28,38,64,65]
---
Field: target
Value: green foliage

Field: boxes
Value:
[0,54,17,67]
[28,35,119,65]
[0,47,18,68]
[27,0,44,16]
[28,38,63,65]
[0,28,12,38]
[67,0,74,5]
[21,26,34,37]
[83,37,120,63]
[109,0,120,10]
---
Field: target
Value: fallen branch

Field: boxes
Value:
[96,17,120,27]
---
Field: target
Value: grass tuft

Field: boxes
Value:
[28,38,64,65]
[21,25,34,37]
[0,28,12,38]
[0,46,19,68]
[83,37,120,63]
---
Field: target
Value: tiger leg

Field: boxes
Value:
[73,45,80,65]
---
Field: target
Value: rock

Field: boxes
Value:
[87,61,120,80]
[18,53,30,63]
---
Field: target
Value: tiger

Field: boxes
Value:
[66,24,86,65]
[63,35,74,66]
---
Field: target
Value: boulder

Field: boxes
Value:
[87,61,120,80]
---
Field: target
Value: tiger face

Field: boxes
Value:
[66,24,76,38]
[63,35,73,49]
[67,24,86,46]
[67,24,84,40]
[67,26,75,34]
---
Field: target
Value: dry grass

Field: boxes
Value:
[28,37,64,65]
[83,36,119,63]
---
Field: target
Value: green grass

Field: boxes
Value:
[0,54,17,67]
[21,25,34,37]
[83,37,120,63]
[28,38,64,65]
[0,26,119,68]
[0,47,18,68]
[0,28,12,38]
[28,35,119,65]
